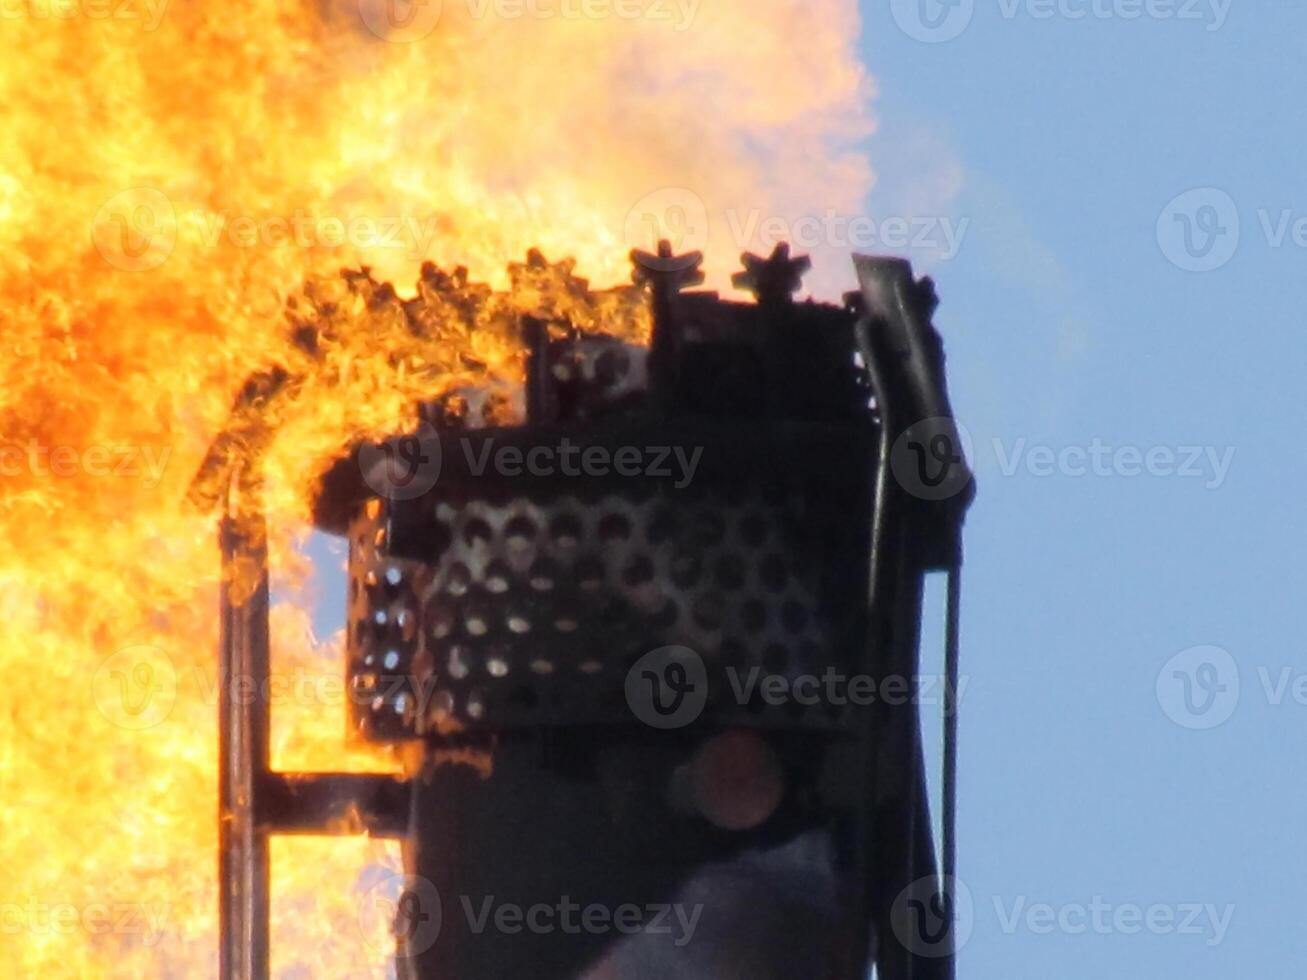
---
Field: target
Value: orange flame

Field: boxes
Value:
[0,1,872,974]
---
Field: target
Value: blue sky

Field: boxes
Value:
[864,1,1306,975]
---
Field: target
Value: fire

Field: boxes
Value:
[0,0,872,975]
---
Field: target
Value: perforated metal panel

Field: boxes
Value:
[347,461,871,740]
[339,256,882,742]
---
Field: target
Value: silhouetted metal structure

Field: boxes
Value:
[199,244,973,980]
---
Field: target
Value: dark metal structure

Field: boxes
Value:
[200,244,973,979]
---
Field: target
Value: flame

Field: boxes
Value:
[0,1,873,975]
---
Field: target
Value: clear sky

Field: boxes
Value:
[863,1,1305,975]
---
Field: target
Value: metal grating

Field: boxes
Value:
[347,475,870,739]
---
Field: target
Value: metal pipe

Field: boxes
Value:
[258,773,410,839]
[219,495,271,980]
[942,549,962,890]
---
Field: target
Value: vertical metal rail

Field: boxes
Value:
[855,255,972,980]
[215,477,411,980]
[942,545,963,891]
[219,487,272,980]
[857,330,936,980]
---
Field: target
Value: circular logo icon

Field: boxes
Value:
[891,874,974,958]
[625,646,708,730]
[1157,644,1239,730]
[624,188,710,271]
[1156,187,1240,273]
[890,0,975,43]
[358,420,442,500]
[358,0,443,42]
[358,873,442,957]
[92,645,178,730]
[91,187,177,273]
[890,416,974,501]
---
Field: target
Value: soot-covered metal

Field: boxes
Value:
[204,243,973,980]
[343,243,874,741]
